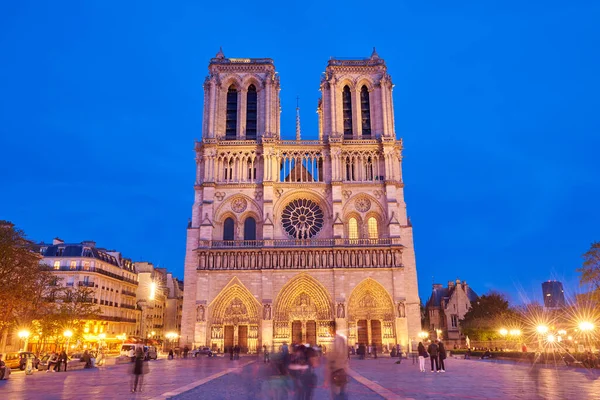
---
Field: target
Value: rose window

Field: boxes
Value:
[281,199,324,239]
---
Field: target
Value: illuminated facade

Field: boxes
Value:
[181,49,421,353]
[135,262,168,341]
[38,238,141,339]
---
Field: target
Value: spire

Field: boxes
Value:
[370,47,380,60]
[295,96,301,141]
[215,47,225,59]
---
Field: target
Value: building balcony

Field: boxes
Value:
[78,281,95,287]
[120,304,137,310]
[121,290,137,297]
[199,237,402,249]
[98,315,137,323]
[44,265,138,285]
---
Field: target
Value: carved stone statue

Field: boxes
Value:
[397,302,406,318]
[263,304,272,320]
[336,303,345,318]
[196,305,205,322]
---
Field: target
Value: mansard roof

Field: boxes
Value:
[36,242,134,271]
[426,282,479,309]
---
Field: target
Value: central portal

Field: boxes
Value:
[292,321,302,344]
[238,325,248,352]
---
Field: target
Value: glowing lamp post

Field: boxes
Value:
[18,330,31,352]
[64,330,73,354]
[578,321,594,350]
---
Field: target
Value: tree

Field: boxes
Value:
[0,221,52,352]
[578,242,600,303]
[459,292,516,341]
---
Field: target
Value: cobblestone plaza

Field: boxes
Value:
[2,356,598,399]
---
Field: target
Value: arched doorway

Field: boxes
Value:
[347,278,395,352]
[209,283,260,353]
[273,274,334,348]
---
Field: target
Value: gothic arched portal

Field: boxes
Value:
[347,278,395,351]
[273,274,334,347]
[208,282,260,353]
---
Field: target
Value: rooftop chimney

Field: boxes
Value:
[53,237,64,245]
[82,240,96,248]
[448,280,455,288]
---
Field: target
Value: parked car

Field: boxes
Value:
[191,347,213,357]
[144,346,158,360]
[3,352,39,370]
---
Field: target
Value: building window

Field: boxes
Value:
[247,160,256,181]
[345,157,355,181]
[225,85,238,140]
[365,157,374,181]
[342,85,353,138]
[360,86,371,137]
[451,314,458,328]
[367,217,378,239]
[57,247,64,256]
[246,84,257,140]
[348,217,359,240]
[224,160,234,181]
[223,217,235,241]
[70,261,77,270]
[53,261,60,270]
[83,261,90,271]
[66,277,74,287]
[243,217,256,241]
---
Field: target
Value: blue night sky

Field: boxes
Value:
[1,1,599,305]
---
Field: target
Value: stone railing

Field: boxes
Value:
[199,237,402,249]
[196,239,403,270]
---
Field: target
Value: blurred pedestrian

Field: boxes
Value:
[183,346,189,359]
[168,349,174,360]
[329,330,348,400]
[289,345,318,400]
[264,345,270,363]
[131,347,147,392]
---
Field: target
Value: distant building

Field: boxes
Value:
[542,281,565,309]
[164,273,184,340]
[34,238,141,350]
[425,279,478,345]
[135,262,168,341]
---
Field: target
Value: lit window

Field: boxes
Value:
[451,315,458,328]
[53,261,60,270]
[367,217,378,239]
[348,217,358,239]
[70,261,77,270]
[83,261,90,270]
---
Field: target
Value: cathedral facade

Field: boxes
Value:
[181,49,420,353]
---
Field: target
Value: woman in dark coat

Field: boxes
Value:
[437,340,446,372]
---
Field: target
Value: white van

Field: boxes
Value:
[120,344,140,357]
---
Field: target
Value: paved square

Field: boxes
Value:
[1,355,599,399]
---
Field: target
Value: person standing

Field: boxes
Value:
[183,346,189,359]
[131,347,146,392]
[427,341,439,372]
[263,345,270,364]
[329,331,349,400]
[417,342,428,372]
[437,340,446,372]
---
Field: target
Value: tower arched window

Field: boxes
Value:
[342,85,353,139]
[223,217,235,241]
[225,86,238,140]
[360,86,371,137]
[367,217,378,239]
[348,217,359,240]
[246,84,257,140]
[244,217,256,241]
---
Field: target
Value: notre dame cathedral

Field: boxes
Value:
[180,48,420,353]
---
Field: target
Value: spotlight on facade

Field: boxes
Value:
[149,282,156,300]
[418,331,429,339]
[63,329,73,338]
[509,329,521,336]
[546,334,556,343]
[499,328,508,336]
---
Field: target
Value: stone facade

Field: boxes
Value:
[425,279,478,345]
[181,49,421,353]
[135,262,168,341]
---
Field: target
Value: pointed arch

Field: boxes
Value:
[246,84,257,140]
[209,278,261,325]
[342,85,353,138]
[273,274,334,321]
[360,85,371,137]
[225,85,238,140]
[347,278,394,321]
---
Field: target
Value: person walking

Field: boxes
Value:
[417,342,428,372]
[437,340,446,372]
[263,345,270,363]
[329,330,349,400]
[131,347,147,392]
[183,346,189,359]
[427,341,439,372]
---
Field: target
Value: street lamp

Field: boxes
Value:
[18,330,30,351]
[536,325,548,334]
[64,330,73,354]
[578,321,594,332]
[418,331,429,340]
[499,328,508,336]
